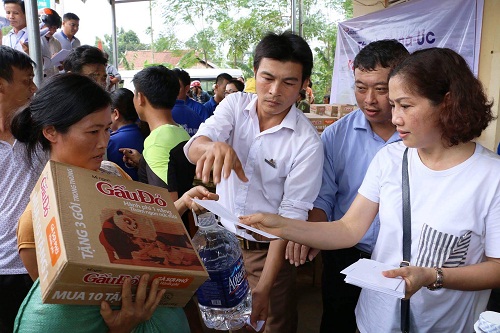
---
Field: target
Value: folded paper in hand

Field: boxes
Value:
[192,199,280,241]
[340,258,405,299]
[50,49,71,67]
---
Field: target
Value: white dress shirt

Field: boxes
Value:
[40,34,62,78]
[2,27,27,53]
[185,92,324,241]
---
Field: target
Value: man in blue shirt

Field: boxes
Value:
[172,68,203,136]
[53,12,80,50]
[293,40,409,332]
[203,72,232,116]
[174,68,211,122]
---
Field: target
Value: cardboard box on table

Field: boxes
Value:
[311,104,356,118]
[332,104,356,118]
[305,113,337,133]
[310,104,336,116]
[31,161,208,306]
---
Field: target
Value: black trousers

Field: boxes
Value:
[0,274,33,333]
[488,288,500,312]
[320,247,370,333]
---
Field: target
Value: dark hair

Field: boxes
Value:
[0,45,34,82]
[40,8,61,28]
[354,39,409,72]
[11,73,111,161]
[132,65,179,109]
[216,73,232,85]
[63,12,79,21]
[389,47,494,146]
[3,0,24,14]
[253,31,313,83]
[172,68,191,87]
[299,89,306,100]
[111,88,138,122]
[63,45,107,73]
[227,79,244,92]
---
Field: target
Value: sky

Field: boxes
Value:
[52,0,170,47]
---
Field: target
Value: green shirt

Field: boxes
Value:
[143,124,190,184]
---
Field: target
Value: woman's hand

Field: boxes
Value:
[119,148,142,169]
[175,185,219,216]
[100,274,165,333]
[383,266,436,299]
[238,213,287,238]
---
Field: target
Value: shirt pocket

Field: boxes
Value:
[415,223,471,268]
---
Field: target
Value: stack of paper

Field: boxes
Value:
[192,199,280,241]
[340,258,405,298]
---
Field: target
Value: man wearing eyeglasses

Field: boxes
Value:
[53,12,80,50]
[224,79,245,96]
[63,45,107,88]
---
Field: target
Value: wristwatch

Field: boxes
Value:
[427,267,444,291]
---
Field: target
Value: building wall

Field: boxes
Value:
[353,0,500,151]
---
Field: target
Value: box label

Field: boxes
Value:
[46,217,61,266]
[154,275,194,289]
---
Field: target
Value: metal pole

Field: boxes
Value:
[291,0,296,33]
[149,0,154,63]
[298,0,303,37]
[111,0,119,67]
[25,0,43,87]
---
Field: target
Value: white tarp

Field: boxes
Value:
[331,0,484,104]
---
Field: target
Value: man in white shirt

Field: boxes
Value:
[2,0,27,53]
[39,8,62,78]
[53,12,80,50]
[0,45,44,333]
[185,31,323,333]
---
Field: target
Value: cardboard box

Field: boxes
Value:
[334,104,357,118]
[310,104,326,115]
[305,113,337,133]
[323,104,339,117]
[31,161,208,306]
[310,104,339,116]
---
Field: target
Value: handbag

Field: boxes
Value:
[401,148,411,332]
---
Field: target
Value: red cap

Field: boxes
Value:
[190,80,201,88]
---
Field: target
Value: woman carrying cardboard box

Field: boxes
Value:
[11,73,217,333]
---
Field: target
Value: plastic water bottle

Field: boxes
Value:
[192,212,252,330]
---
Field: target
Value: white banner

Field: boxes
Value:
[331,0,484,104]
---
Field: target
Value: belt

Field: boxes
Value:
[237,236,270,251]
[358,249,371,259]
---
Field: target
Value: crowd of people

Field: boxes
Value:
[1,0,500,332]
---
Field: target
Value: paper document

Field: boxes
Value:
[341,259,405,298]
[192,199,280,241]
[50,49,71,67]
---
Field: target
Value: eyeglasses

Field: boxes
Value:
[224,89,238,95]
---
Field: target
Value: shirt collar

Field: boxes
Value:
[60,31,78,42]
[111,123,138,134]
[7,27,26,36]
[244,96,297,132]
[352,108,400,143]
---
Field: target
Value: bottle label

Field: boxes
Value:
[196,255,249,308]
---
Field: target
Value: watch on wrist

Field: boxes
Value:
[427,267,444,291]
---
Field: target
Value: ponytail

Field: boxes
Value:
[11,106,46,162]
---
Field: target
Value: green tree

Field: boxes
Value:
[152,32,183,52]
[101,28,146,62]
[185,27,218,67]
[157,0,353,96]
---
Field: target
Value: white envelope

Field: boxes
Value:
[341,258,405,299]
[192,199,280,241]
